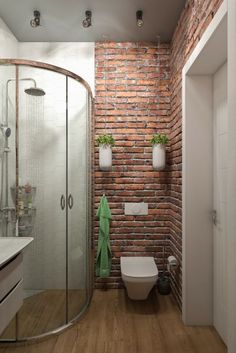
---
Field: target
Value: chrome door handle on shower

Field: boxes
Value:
[68,194,73,209]
[60,195,65,210]
[212,209,217,225]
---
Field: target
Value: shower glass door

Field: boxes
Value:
[17,66,67,338]
[0,61,92,342]
[67,77,90,321]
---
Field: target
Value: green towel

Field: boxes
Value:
[96,195,112,278]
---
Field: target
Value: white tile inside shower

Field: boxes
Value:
[1,43,94,292]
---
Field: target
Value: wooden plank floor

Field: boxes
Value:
[0,289,227,353]
[0,290,86,339]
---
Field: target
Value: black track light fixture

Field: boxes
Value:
[30,10,41,28]
[82,10,92,28]
[136,10,144,28]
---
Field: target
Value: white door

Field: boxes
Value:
[213,61,228,344]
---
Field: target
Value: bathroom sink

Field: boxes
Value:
[0,237,33,267]
[0,237,33,335]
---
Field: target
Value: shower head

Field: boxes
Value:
[24,87,45,96]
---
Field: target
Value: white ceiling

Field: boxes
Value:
[0,0,186,42]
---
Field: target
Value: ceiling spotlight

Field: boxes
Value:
[82,10,92,28]
[136,10,144,28]
[30,10,41,28]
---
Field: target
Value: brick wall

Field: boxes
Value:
[94,0,223,299]
[94,42,171,289]
[169,0,223,307]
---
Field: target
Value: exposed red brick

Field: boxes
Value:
[93,0,223,300]
[94,42,171,289]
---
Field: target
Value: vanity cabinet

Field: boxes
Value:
[0,237,33,335]
[0,254,23,334]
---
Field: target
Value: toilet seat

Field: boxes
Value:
[121,256,158,278]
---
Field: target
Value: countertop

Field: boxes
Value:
[0,237,33,267]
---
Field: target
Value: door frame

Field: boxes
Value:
[212,61,228,343]
[182,0,228,335]
[183,0,236,351]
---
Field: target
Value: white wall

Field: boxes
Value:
[15,42,94,290]
[213,62,228,343]
[183,75,213,325]
[0,18,18,238]
[18,42,94,95]
[0,17,18,58]
[227,0,236,352]
[13,67,89,290]
[183,1,236,351]
[0,18,94,92]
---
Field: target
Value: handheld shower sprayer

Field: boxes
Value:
[0,124,11,138]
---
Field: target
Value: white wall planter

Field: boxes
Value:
[99,145,112,171]
[152,144,166,170]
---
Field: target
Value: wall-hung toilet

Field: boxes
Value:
[121,257,158,300]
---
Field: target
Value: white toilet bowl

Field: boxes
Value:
[121,256,158,300]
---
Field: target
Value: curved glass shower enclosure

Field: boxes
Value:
[0,60,92,341]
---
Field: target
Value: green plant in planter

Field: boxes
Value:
[150,133,169,145]
[96,134,115,147]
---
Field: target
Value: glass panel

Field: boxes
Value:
[0,65,17,238]
[0,64,91,341]
[17,66,67,338]
[67,77,88,321]
[0,64,17,340]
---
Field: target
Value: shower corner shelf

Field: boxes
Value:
[9,186,37,237]
[18,207,36,218]
[10,186,36,206]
